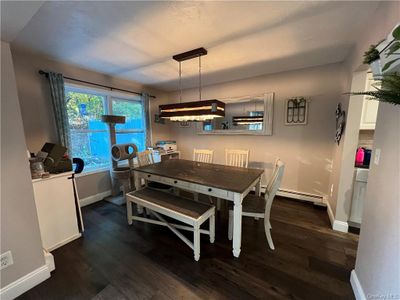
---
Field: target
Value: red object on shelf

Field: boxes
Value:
[355,147,365,165]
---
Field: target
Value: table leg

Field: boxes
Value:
[255,177,262,196]
[127,199,133,225]
[232,193,242,258]
[134,171,144,214]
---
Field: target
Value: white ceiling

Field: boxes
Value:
[7,1,380,91]
[1,1,45,42]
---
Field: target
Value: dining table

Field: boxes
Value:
[131,159,264,258]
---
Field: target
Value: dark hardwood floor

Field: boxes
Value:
[19,196,358,300]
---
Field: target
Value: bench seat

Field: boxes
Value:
[126,188,215,261]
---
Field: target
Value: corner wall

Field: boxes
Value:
[1,41,48,294]
[352,103,400,298]
[167,63,346,197]
[329,1,399,225]
[10,46,171,201]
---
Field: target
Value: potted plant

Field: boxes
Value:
[349,73,400,106]
[363,44,382,76]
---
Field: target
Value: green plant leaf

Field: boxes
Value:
[393,25,400,40]
[382,58,400,72]
[385,41,400,57]
[346,74,400,106]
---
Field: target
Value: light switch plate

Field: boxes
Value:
[374,148,381,165]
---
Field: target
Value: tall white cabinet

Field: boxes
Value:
[32,172,83,251]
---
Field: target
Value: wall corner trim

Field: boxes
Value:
[350,270,366,300]
[323,196,349,233]
[79,190,112,207]
[0,264,50,300]
[324,196,335,225]
[332,220,349,233]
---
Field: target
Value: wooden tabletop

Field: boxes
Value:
[134,159,264,193]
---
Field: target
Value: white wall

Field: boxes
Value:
[10,46,171,200]
[168,63,345,197]
[330,1,399,224]
[1,41,48,289]
[353,103,400,298]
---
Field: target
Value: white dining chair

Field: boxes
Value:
[192,149,214,203]
[137,150,171,191]
[225,149,249,168]
[228,159,285,250]
[193,149,214,163]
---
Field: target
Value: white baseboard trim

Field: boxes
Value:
[80,190,111,207]
[324,197,335,225]
[350,270,366,300]
[332,220,349,233]
[47,233,82,252]
[323,197,349,233]
[44,250,55,272]
[0,264,50,300]
[275,188,325,204]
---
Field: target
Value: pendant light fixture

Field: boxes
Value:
[159,48,225,122]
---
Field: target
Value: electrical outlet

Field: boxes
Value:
[1,251,14,270]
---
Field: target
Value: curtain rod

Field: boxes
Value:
[38,70,156,98]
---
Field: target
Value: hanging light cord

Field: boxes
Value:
[179,61,182,103]
[199,55,202,101]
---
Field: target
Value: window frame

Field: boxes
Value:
[65,82,148,174]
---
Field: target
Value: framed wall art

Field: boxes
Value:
[285,97,309,125]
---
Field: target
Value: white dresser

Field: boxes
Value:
[32,172,83,251]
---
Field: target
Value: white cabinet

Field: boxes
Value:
[350,169,369,225]
[32,172,82,251]
[360,73,379,130]
[360,98,379,130]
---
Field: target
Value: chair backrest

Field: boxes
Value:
[137,150,154,167]
[225,149,249,168]
[264,160,285,220]
[193,149,214,163]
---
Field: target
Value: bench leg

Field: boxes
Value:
[209,214,215,243]
[127,200,133,225]
[194,224,200,261]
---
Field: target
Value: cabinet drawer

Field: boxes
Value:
[143,173,190,189]
[194,184,228,199]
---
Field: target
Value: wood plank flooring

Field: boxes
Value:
[18,196,358,300]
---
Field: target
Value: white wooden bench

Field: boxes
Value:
[126,188,215,261]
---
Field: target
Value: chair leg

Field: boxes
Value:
[264,220,275,250]
[209,214,215,243]
[228,209,233,240]
[194,224,200,261]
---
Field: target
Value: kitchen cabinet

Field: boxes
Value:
[350,168,369,225]
[360,72,379,130]
[32,172,83,251]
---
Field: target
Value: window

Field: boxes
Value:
[65,85,147,172]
